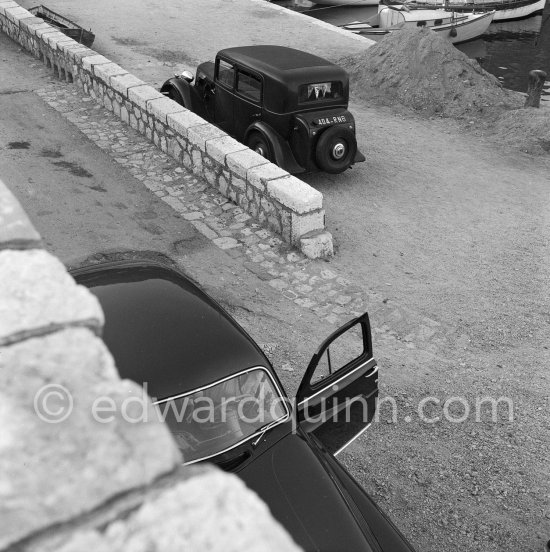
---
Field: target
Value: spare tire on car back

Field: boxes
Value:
[315,126,357,174]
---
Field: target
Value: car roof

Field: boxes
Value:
[218,45,347,85]
[71,260,270,400]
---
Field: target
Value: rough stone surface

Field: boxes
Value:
[300,230,334,259]
[42,30,67,48]
[205,136,247,165]
[147,96,185,124]
[166,110,207,138]
[226,148,269,179]
[187,123,227,150]
[94,62,128,84]
[247,163,290,192]
[81,54,111,74]
[109,72,146,96]
[49,472,301,552]
[4,5,28,21]
[127,84,164,110]
[0,328,181,550]
[289,210,325,243]
[0,249,104,345]
[0,180,42,249]
[267,176,323,214]
[0,2,19,15]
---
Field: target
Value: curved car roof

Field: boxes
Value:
[218,46,349,109]
[72,261,270,400]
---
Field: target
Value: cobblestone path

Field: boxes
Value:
[36,81,447,354]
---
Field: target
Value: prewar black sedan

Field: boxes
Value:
[161,45,365,174]
[72,260,415,552]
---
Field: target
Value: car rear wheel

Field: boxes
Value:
[315,126,357,174]
[247,132,273,162]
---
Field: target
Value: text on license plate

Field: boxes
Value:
[315,115,347,126]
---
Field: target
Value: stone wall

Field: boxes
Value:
[0,0,333,259]
[0,179,301,550]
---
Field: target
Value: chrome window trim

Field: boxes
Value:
[297,359,378,407]
[334,421,373,456]
[153,366,291,466]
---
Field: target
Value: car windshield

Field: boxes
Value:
[155,368,290,464]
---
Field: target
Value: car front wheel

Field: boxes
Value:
[315,126,357,174]
[247,132,273,162]
[164,86,186,108]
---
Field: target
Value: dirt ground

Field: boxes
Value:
[339,26,550,154]
[329,28,550,552]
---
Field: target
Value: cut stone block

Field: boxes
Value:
[128,84,164,111]
[206,136,248,165]
[0,328,181,549]
[109,73,145,96]
[166,109,207,139]
[246,163,289,193]
[146,96,186,125]
[94,62,128,84]
[187,124,226,151]
[4,5,29,22]
[267,176,323,214]
[300,229,334,259]
[0,249,104,346]
[226,148,269,179]
[289,210,325,244]
[82,54,111,74]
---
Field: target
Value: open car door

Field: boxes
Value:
[296,313,378,455]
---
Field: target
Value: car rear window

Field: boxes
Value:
[299,81,343,103]
[236,70,262,102]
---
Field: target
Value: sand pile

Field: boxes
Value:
[338,27,524,119]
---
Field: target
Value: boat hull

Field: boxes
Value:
[431,10,495,41]
[407,0,546,21]
[345,7,495,43]
[28,5,95,47]
[312,0,379,5]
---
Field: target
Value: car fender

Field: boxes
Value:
[245,121,304,175]
[160,78,207,119]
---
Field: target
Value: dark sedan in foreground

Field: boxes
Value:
[72,260,416,552]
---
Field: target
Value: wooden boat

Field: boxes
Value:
[343,4,495,42]
[311,0,379,6]
[28,5,95,47]
[386,0,546,20]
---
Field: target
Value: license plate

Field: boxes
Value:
[314,115,348,126]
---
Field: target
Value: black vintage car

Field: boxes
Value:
[160,45,365,174]
[73,260,416,552]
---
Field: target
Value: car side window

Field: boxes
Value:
[217,59,235,88]
[236,70,262,103]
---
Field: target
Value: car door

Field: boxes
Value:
[296,313,378,455]
[214,57,236,134]
[233,68,263,141]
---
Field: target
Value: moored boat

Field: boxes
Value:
[390,0,546,20]
[28,5,95,47]
[310,0,379,5]
[343,4,495,43]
